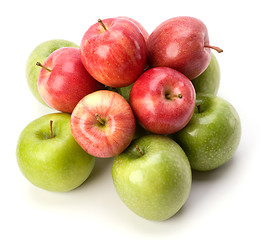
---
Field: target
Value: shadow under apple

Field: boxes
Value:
[76,157,114,190]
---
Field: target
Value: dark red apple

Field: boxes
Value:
[117,16,149,42]
[147,16,223,80]
[129,67,196,135]
[37,47,104,113]
[71,90,136,158]
[80,18,147,88]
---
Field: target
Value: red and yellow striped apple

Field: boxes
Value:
[71,90,136,158]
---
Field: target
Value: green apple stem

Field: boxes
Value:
[95,113,105,125]
[50,120,54,138]
[196,104,201,113]
[165,93,183,100]
[98,19,107,31]
[204,45,223,53]
[135,145,144,157]
[36,62,52,72]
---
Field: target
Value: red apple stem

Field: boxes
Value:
[95,113,105,125]
[98,19,107,31]
[204,45,223,53]
[166,93,183,100]
[36,62,52,72]
[136,145,144,157]
[50,120,54,138]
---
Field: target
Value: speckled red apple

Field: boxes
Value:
[129,67,196,134]
[147,16,222,79]
[37,47,104,113]
[80,18,147,88]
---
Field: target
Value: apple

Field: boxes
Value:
[80,18,147,88]
[71,90,136,158]
[112,65,150,103]
[37,47,104,113]
[173,93,241,171]
[115,83,134,103]
[25,39,79,106]
[16,113,95,192]
[112,134,192,221]
[147,16,223,80]
[117,16,149,42]
[129,67,196,134]
[191,53,221,95]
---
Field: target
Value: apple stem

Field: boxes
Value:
[204,45,223,53]
[98,19,107,31]
[165,93,183,100]
[50,120,54,138]
[36,62,52,72]
[136,145,144,157]
[95,113,105,125]
[196,104,201,113]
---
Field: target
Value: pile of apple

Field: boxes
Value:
[17,16,241,221]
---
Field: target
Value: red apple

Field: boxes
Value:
[80,18,147,88]
[71,90,136,158]
[37,47,104,113]
[147,16,223,80]
[117,16,149,42]
[129,67,196,135]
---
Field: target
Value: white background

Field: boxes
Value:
[1,0,277,239]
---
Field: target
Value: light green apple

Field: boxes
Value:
[25,39,79,106]
[106,83,134,103]
[112,135,192,221]
[116,83,134,102]
[16,113,95,192]
[191,53,220,95]
[173,93,241,171]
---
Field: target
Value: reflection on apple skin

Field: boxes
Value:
[173,93,241,171]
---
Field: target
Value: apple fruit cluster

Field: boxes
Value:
[17,16,241,221]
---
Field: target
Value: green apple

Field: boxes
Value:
[106,84,133,103]
[133,122,150,140]
[173,93,241,171]
[191,53,220,95]
[25,39,79,106]
[116,83,133,102]
[112,135,192,221]
[16,113,95,192]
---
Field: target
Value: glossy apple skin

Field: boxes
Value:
[147,16,211,80]
[71,90,136,158]
[173,94,241,171]
[191,53,220,95]
[26,39,79,106]
[80,18,147,88]
[129,67,196,134]
[117,16,149,42]
[38,47,104,113]
[16,113,95,192]
[112,135,192,221]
